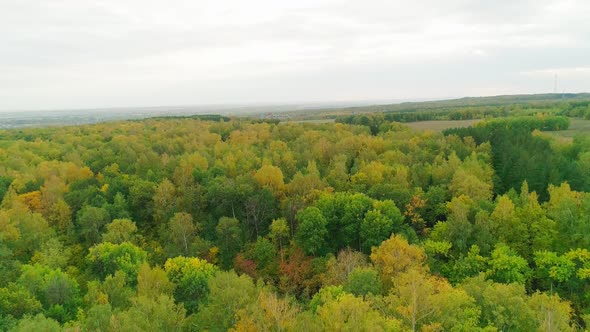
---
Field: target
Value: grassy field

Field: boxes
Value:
[280,118,590,139]
[280,119,336,124]
[542,118,590,142]
[551,118,590,137]
[275,93,590,121]
[281,118,481,131]
[404,119,482,132]
[406,118,590,137]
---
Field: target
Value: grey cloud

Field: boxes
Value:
[0,0,589,110]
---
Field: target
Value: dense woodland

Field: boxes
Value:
[1,108,590,331]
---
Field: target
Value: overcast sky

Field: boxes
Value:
[1,0,590,111]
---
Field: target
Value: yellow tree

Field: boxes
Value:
[490,195,528,256]
[370,234,427,289]
[168,213,197,256]
[388,268,438,331]
[137,263,175,300]
[47,199,72,232]
[316,293,400,331]
[528,292,575,332]
[388,268,480,331]
[254,164,285,196]
[231,290,299,332]
[17,191,43,213]
[153,179,176,224]
[102,219,139,244]
[323,248,368,286]
[449,169,492,202]
[39,176,67,217]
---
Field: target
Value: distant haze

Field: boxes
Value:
[1,0,590,111]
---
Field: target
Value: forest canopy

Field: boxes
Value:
[1,108,590,331]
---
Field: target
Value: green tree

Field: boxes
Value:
[296,207,329,256]
[461,274,536,331]
[435,195,476,254]
[102,218,138,244]
[195,271,258,332]
[0,176,12,203]
[127,179,156,228]
[82,304,113,332]
[360,209,394,253]
[77,205,110,245]
[137,264,175,300]
[448,245,488,284]
[546,183,590,252]
[243,237,277,277]
[6,206,53,262]
[164,256,218,314]
[316,192,373,252]
[110,295,186,332]
[269,218,290,254]
[30,238,70,269]
[84,270,135,310]
[215,217,243,268]
[9,314,61,332]
[343,267,381,297]
[486,243,530,284]
[17,264,80,322]
[0,284,42,319]
[105,192,131,220]
[99,271,134,309]
[86,242,147,283]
